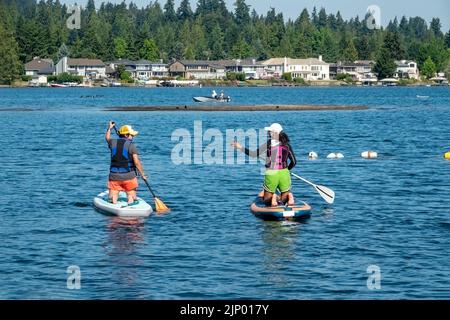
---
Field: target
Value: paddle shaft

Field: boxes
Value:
[142,177,157,198]
[291,173,315,187]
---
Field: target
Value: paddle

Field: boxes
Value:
[111,122,171,213]
[291,173,335,204]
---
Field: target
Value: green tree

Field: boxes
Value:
[177,0,193,20]
[430,18,443,38]
[421,56,436,79]
[231,37,253,59]
[383,31,405,60]
[234,0,250,25]
[140,39,160,61]
[163,0,177,22]
[341,37,358,61]
[113,37,128,58]
[445,30,450,48]
[373,47,397,79]
[0,24,22,84]
[116,64,133,81]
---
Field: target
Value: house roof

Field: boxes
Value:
[25,58,54,74]
[67,58,105,67]
[107,59,135,65]
[263,57,329,66]
[330,61,372,68]
[171,60,225,69]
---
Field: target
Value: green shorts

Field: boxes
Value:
[263,168,291,193]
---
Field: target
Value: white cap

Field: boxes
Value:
[264,123,283,134]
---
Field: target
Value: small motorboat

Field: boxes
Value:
[193,90,231,103]
[50,83,68,88]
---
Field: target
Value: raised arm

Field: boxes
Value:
[231,141,267,158]
[105,121,115,143]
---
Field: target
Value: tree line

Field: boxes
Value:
[1,0,450,84]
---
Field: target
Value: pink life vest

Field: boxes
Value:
[266,145,289,170]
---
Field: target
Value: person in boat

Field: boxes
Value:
[231,123,296,207]
[219,91,225,100]
[105,121,147,205]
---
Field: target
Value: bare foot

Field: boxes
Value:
[288,193,295,206]
[271,194,279,207]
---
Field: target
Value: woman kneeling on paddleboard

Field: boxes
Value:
[105,121,147,205]
[232,123,296,207]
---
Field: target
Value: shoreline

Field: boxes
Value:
[107,104,369,112]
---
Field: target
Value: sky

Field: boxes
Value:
[65,0,450,31]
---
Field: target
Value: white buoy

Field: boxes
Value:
[361,151,378,159]
[308,151,318,160]
[327,152,344,159]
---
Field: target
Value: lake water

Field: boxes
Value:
[0,86,449,299]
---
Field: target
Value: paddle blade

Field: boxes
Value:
[315,185,335,204]
[154,197,170,213]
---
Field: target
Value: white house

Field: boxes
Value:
[56,57,106,79]
[262,56,330,80]
[261,58,287,78]
[395,60,419,80]
[222,59,265,79]
[25,57,55,85]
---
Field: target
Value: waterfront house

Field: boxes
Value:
[394,60,419,80]
[108,59,169,80]
[168,60,226,79]
[25,57,55,85]
[262,56,330,80]
[56,57,106,79]
[261,58,287,79]
[221,59,265,79]
[329,60,374,81]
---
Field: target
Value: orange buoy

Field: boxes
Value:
[361,151,378,159]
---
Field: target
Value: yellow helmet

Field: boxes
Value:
[118,125,139,136]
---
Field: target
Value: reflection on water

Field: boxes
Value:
[318,207,335,219]
[103,217,147,287]
[260,221,303,287]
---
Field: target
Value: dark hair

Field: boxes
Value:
[279,131,290,145]
[268,131,290,146]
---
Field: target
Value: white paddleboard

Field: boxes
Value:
[93,191,153,217]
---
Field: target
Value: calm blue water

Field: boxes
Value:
[0,86,449,299]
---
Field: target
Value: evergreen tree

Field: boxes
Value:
[445,30,450,49]
[0,24,22,84]
[430,18,443,38]
[163,0,176,22]
[234,0,250,25]
[177,0,193,20]
[373,48,396,79]
[383,31,405,60]
[341,37,358,62]
[317,8,327,29]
